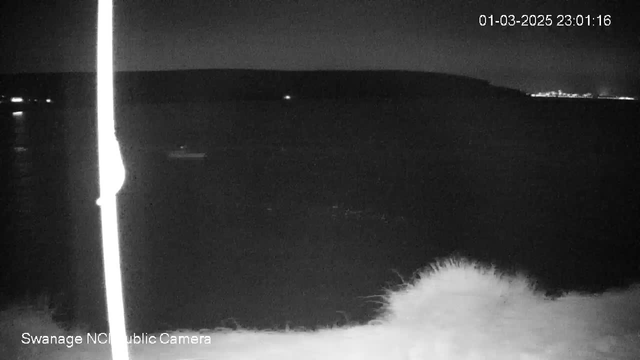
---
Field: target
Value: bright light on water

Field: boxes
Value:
[12,111,24,116]
[11,97,24,103]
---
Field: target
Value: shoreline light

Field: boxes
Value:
[529,90,637,101]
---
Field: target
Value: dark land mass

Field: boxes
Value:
[0,69,527,108]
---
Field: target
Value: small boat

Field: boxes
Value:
[167,145,206,160]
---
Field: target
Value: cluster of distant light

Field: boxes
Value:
[0,95,54,116]
[0,95,53,104]
[528,90,637,101]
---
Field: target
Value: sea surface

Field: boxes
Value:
[1,97,639,332]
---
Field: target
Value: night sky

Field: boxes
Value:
[1,0,639,95]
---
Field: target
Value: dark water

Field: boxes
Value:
[2,98,639,332]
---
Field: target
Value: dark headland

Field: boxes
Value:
[0,69,527,107]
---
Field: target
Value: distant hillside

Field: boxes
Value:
[0,69,527,107]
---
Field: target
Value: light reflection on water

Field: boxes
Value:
[9,111,35,231]
[1,109,70,301]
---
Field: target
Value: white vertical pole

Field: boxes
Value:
[97,0,130,358]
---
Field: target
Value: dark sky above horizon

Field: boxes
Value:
[1,0,639,95]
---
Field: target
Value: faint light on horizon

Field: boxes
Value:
[46,98,52,103]
[11,97,24,103]
[283,94,292,100]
